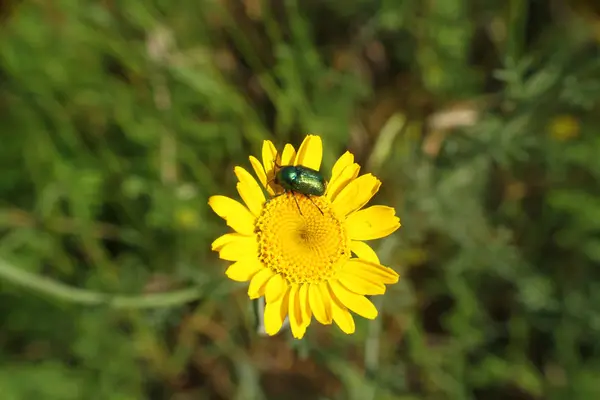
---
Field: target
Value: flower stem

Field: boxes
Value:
[0,258,202,309]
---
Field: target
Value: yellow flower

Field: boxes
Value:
[548,114,580,142]
[208,135,401,339]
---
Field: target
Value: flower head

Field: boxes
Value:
[209,135,401,338]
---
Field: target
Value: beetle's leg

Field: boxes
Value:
[266,177,276,190]
[304,194,324,215]
[291,191,303,215]
[271,187,290,199]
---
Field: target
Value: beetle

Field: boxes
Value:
[271,162,326,215]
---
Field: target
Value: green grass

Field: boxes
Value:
[1,0,600,399]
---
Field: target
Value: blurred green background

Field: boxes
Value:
[1,0,600,399]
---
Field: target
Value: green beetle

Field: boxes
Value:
[273,163,326,215]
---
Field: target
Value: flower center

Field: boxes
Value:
[255,192,350,284]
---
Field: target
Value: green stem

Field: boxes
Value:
[0,258,203,309]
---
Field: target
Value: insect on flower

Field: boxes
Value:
[209,134,401,339]
[272,161,327,215]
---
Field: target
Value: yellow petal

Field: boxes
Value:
[234,166,266,216]
[288,284,307,339]
[329,280,378,319]
[326,163,360,201]
[294,134,322,170]
[350,241,380,264]
[211,233,246,251]
[262,140,278,182]
[249,155,275,195]
[337,271,385,295]
[298,283,312,323]
[265,273,287,303]
[208,195,256,235]
[331,151,354,182]
[308,282,332,324]
[328,286,355,334]
[280,144,296,166]
[218,235,257,261]
[332,174,381,216]
[264,288,290,336]
[225,258,263,282]
[344,259,399,285]
[347,206,400,240]
[248,267,275,299]
[236,183,261,218]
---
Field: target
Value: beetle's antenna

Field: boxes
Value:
[305,195,324,215]
[267,156,282,188]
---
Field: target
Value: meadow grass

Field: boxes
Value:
[1,1,600,399]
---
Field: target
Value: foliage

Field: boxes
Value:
[1,0,600,399]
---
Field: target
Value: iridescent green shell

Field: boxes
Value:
[275,165,326,196]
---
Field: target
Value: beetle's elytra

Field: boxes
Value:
[275,165,326,197]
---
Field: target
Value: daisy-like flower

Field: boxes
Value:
[208,135,401,339]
